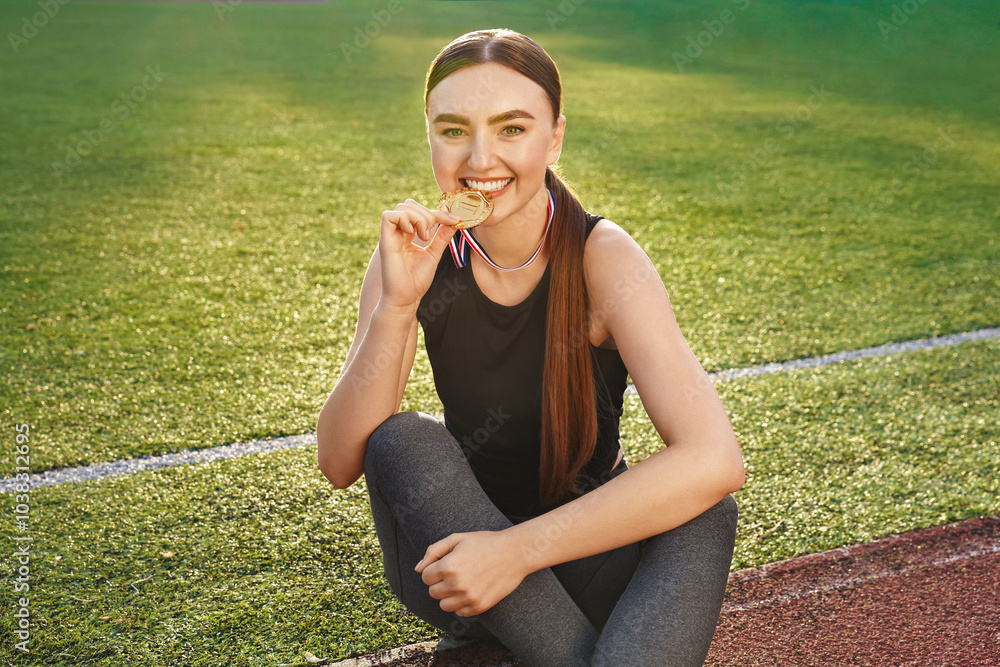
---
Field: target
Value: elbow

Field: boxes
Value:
[328,475,358,491]
[316,429,363,490]
[719,437,746,495]
[727,457,746,494]
[708,462,744,505]
[318,452,359,490]
[701,433,745,498]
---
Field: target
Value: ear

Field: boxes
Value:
[547,115,567,166]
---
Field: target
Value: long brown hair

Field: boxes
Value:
[424,29,597,506]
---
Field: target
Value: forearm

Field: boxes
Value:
[508,440,744,574]
[317,301,416,488]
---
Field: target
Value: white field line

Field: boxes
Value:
[3,327,998,493]
[1,434,316,493]
[722,541,1000,613]
[626,325,1000,394]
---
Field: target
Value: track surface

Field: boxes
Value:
[331,516,1000,666]
[711,515,1000,666]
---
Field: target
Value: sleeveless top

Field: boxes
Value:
[416,212,630,517]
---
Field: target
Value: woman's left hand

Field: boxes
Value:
[415,530,528,616]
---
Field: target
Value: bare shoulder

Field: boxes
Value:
[584,217,635,253]
[584,218,663,299]
[584,218,668,345]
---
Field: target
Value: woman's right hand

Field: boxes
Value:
[377,199,459,312]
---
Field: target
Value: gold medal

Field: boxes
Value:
[437,187,494,229]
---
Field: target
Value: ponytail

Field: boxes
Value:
[540,167,597,506]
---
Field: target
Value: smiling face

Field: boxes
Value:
[426,62,566,226]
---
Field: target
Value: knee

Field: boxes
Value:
[367,411,422,452]
[717,494,739,525]
[641,495,739,556]
[709,494,739,540]
[658,495,739,554]
[364,411,447,482]
[365,411,421,474]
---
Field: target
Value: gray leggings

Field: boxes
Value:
[363,411,737,667]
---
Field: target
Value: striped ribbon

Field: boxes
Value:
[448,189,555,271]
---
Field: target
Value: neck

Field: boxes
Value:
[473,186,552,269]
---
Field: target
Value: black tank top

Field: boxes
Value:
[416,212,630,517]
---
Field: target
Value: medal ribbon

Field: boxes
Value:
[448,189,555,271]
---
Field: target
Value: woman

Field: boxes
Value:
[317,28,745,666]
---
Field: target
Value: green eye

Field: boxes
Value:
[442,128,463,137]
[503,126,525,135]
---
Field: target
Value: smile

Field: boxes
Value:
[462,177,513,192]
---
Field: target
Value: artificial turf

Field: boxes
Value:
[1,338,997,665]
[1,0,999,663]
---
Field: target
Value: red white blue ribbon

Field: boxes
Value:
[448,189,555,271]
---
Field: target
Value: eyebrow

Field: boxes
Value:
[432,109,537,125]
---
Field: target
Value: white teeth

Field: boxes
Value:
[463,178,512,192]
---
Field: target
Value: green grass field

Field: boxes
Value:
[2,0,998,664]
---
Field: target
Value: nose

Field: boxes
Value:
[467,133,499,173]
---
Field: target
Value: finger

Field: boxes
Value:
[381,210,416,238]
[454,604,480,617]
[415,533,461,573]
[410,223,437,249]
[397,199,445,242]
[419,559,443,587]
[435,209,462,228]
[404,202,461,240]
[426,580,452,601]
[424,220,457,258]
[439,597,467,614]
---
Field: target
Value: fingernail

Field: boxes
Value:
[448,213,460,222]
[414,559,424,571]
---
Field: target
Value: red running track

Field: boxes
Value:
[331,515,1000,666]
[711,515,1000,666]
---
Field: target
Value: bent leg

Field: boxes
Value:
[592,495,738,667]
[363,412,598,666]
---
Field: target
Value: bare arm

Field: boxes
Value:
[316,202,457,489]
[315,251,419,489]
